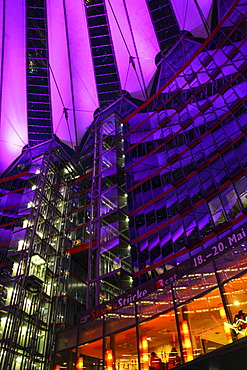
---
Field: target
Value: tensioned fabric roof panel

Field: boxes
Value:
[0,0,213,174]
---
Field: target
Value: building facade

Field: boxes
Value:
[53,0,247,369]
[0,0,247,369]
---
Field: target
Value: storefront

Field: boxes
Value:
[54,223,247,370]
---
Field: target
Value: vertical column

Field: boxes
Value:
[87,113,131,308]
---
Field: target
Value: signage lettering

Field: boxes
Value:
[79,223,247,325]
[118,289,148,307]
[228,228,246,246]
[193,225,247,268]
[156,273,177,289]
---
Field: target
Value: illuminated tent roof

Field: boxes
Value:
[0,0,220,173]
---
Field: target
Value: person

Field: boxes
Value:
[150,352,162,370]
[167,347,180,370]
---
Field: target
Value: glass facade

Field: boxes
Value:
[0,0,247,369]
[0,139,72,369]
[54,235,247,369]
[124,0,247,286]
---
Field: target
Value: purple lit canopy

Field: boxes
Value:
[0,0,213,173]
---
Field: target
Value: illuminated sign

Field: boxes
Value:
[193,226,246,268]
[78,223,247,325]
[118,289,148,307]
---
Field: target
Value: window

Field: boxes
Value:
[139,310,180,369]
[208,195,226,227]
[177,287,232,362]
[234,175,247,208]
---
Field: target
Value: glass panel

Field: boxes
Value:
[78,339,103,370]
[137,288,173,322]
[105,303,136,335]
[234,175,247,208]
[54,348,77,370]
[177,288,232,363]
[221,185,241,220]
[56,327,77,352]
[105,327,138,370]
[138,311,181,370]
[208,196,226,227]
[215,240,247,282]
[174,263,217,305]
[78,317,103,345]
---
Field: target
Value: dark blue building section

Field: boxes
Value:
[124,0,247,285]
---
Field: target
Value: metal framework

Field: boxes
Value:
[123,0,247,283]
[26,0,53,146]
[0,140,70,369]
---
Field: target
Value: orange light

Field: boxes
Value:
[140,336,149,370]
[76,357,83,370]
[105,349,114,370]
[54,366,60,370]
[218,303,232,343]
[180,320,193,362]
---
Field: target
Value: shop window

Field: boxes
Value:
[105,327,138,370]
[214,241,247,283]
[177,288,232,363]
[77,340,103,370]
[222,272,247,339]
[139,311,181,369]
[105,304,136,336]
[55,329,77,366]
[77,317,103,348]
[174,263,217,305]
[137,288,173,322]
